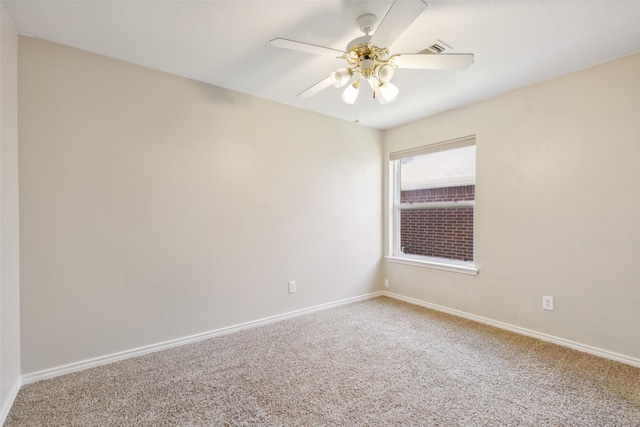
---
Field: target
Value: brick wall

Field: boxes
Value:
[400,185,474,261]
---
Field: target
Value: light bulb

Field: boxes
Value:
[342,81,360,104]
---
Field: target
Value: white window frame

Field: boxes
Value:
[386,136,478,275]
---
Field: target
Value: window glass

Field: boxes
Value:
[392,143,476,265]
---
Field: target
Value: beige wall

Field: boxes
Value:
[383,53,640,360]
[14,34,640,379]
[18,37,382,374]
[0,2,21,420]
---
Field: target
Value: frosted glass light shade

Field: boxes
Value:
[366,77,378,91]
[378,82,399,104]
[342,82,360,104]
[360,58,375,73]
[376,63,395,83]
[330,68,352,88]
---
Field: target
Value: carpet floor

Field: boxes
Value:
[6,297,640,426]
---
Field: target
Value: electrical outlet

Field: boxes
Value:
[384,279,389,288]
[288,281,296,294]
[542,295,554,311]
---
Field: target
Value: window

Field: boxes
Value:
[388,136,477,275]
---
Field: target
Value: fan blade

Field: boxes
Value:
[270,38,343,57]
[393,53,474,70]
[297,76,333,99]
[370,0,427,48]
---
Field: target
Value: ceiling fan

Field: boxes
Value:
[270,0,474,105]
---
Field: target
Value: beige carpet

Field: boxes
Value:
[6,297,640,426]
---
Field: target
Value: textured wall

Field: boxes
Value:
[18,37,382,374]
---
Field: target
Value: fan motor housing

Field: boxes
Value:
[346,35,372,53]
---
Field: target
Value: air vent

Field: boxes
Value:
[418,39,452,54]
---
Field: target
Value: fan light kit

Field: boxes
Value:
[270,0,474,106]
[328,14,399,105]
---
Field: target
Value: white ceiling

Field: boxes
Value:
[4,0,640,129]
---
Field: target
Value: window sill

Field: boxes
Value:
[385,255,479,276]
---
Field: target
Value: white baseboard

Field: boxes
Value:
[383,291,640,368]
[0,378,22,426]
[20,288,637,390]
[22,291,384,385]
